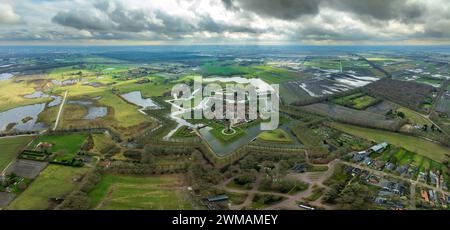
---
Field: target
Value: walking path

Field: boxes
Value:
[53,90,68,131]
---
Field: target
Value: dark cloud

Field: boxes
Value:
[229,0,322,20]
[227,0,424,22]
[327,0,424,22]
[52,0,262,40]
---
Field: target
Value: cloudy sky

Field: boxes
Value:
[0,0,449,45]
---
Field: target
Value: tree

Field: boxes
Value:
[336,183,374,210]
[397,111,405,119]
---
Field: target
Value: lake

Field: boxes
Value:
[0,103,47,132]
[121,91,160,109]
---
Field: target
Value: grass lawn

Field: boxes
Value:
[257,129,294,143]
[330,122,449,162]
[30,133,88,161]
[88,174,193,210]
[0,136,33,171]
[209,122,246,144]
[7,165,89,210]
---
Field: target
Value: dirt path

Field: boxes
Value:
[219,160,340,210]
[53,90,68,131]
[230,174,262,210]
[263,160,339,210]
[410,182,416,210]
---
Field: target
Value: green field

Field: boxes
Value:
[91,133,119,155]
[0,79,52,112]
[396,107,432,125]
[332,93,380,110]
[0,136,33,171]
[330,123,449,162]
[30,133,88,161]
[257,129,294,143]
[7,165,89,210]
[88,174,193,210]
[201,62,256,76]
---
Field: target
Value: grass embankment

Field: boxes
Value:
[257,129,294,143]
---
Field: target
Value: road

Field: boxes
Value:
[53,90,68,131]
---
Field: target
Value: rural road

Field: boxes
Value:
[53,90,68,131]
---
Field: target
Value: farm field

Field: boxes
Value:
[364,78,436,113]
[300,103,403,131]
[7,165,89,210]
[331,92,380,110]
[29,133,88,161]
[201,61,256,76]
[0,136,33,171]
[330,122,449,162]
[88,174,194,210]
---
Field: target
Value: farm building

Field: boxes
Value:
[207,195,229,203]
[370,142,388,153]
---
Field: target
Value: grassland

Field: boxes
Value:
[0,136,33,171]
[59,91,155,139]
[330,122,449,162]
[98,92,152,127]
[91,133,119,155]
[396,107,432,125]
[30,133,87,161]
[114,79,173,97]
[0,80,52,112]
[245,66,304,84]
[7,165,89,210]
[257,129,294,143]
[88,174,193,210]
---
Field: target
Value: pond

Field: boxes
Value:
[0,103,47,132]
[121,91,160,109]
[67,100,107,120]
[47,96,62,107]
[68,100,93,106]
[0,73,14,81]
[84,107,107,120]
[24,91,49,99]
